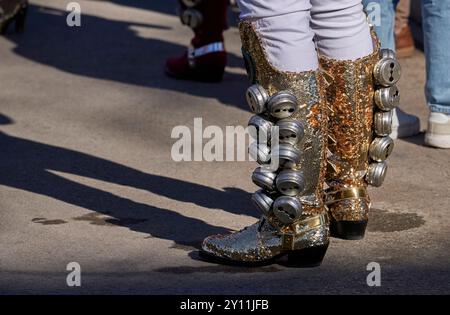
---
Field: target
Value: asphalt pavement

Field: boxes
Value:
[0,0,449,294]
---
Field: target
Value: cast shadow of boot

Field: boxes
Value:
[0,114,259,249]
[153,250,285,273]
[399,131,426,146]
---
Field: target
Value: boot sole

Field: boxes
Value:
[199,243,329,268]
[330,219,367,240]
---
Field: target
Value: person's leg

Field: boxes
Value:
[362,0,397,50]
[363,0,420,139]
[422,0,450,148]
[395,0,414,58]
[201,0,330,266]
[311,0,374,60]
[392,0,420,139]
[396,0,410,30]
[165,0,228,82]
[313,0,399,239]
[237,0,318,72]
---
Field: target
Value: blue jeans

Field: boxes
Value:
[362,0,399,50]
[422,0,450,114]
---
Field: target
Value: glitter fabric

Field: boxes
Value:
[202,215,329,262]
[201,21,329,263]
[319,31,381,222]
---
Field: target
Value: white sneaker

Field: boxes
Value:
[390,107,421,139]
[425,112,450,149]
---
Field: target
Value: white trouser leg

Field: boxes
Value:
[237,0,318,72]
[310,0,374,60]
[236,0,374,71]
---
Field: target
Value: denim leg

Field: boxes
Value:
[422,0,450,114]
[362,0,399,50]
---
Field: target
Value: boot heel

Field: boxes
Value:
[287,243,329,268]
[15,5,28,33]
[330,220,367,240]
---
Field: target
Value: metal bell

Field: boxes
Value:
[374,57,402,87]
[246,84,269,114]
[273,196,303,224]
[181,0,203,7]
[248,142,271,164]
[276,119,304,145]
[271,144,302,168]
[248,115,273,142]
[267,91,297,119]
[252,167,277,192]
[369,137,394,162]
[380,49,396,60]
[251,190,274,216]
[366,162,388,187]
[180,9,203,29]
[374,85,400,111]
[374,110,393,136]
[275,170,305,196]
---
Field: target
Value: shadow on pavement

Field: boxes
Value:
[105,0,180,16]
[399,131,426,146]
[4,4,247,109]
[0,114,259,248]
[104,0,241,29]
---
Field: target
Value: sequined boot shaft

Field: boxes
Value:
[200,21,330,266]
[320,32,401,239]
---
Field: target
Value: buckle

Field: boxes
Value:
[325,187,367,205]
[281,213,328,250]
[281,233,295,251]
[187,47,196,68]
[293,214,327,234]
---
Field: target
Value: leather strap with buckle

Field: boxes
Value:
[325,187,367,205]
[281,214,328,250]
[188,42,225,68]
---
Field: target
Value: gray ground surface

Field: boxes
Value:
[0,0,449,295]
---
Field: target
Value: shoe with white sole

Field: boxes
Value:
[425,112,450,149]
[390,107,421,139]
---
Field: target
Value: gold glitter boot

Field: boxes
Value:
[320,32,401,239]
[200,21,329,267]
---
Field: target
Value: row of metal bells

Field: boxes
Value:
[247,83,305,224]
[365,49,401,187]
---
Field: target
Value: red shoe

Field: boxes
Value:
[165,0,229,82]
